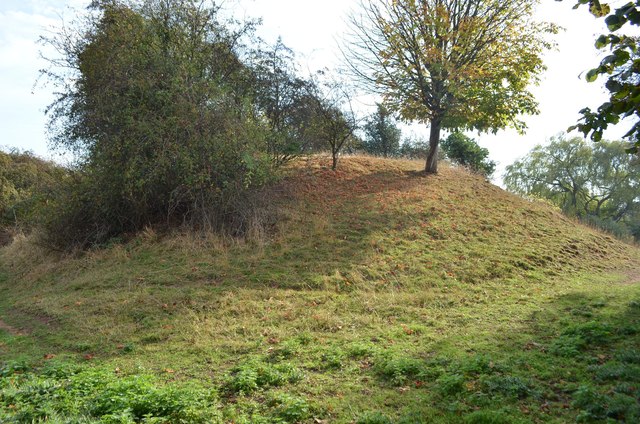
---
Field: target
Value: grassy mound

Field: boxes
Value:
[1,156,639,423]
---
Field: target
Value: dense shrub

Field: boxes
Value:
[40,0,276,249]
[36,0,363,250]
[441,132,496,177]
[0,149,67,237]
[362,104,401,157]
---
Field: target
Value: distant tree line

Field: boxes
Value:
[504,135,640,241]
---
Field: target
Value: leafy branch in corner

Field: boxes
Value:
[563,0,640,154]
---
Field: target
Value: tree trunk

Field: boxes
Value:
[425,118,441,174]
[332,149,338,170]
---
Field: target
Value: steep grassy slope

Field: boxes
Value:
[1,156,639,423]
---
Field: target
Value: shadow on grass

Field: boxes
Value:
[358,284,640,423]
[223,169,432,290]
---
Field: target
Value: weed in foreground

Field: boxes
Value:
[357,411,393,424]
[0,364,221,423]
[223,361,302,395]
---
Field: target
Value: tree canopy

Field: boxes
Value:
[346,0,556,173]
[251,39,320,165]
[39,0,363,248]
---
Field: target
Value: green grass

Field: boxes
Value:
[1,156,639,423]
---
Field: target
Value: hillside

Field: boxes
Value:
[1,156,640,423]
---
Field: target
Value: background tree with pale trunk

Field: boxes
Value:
[504,135,640,241]
[345,0,557,173]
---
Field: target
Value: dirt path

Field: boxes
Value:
[623,270,640,285]
[0,318,22,335]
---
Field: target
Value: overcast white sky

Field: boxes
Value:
[0,0,633,180]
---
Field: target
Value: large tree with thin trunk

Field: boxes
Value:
[345,0,556,173]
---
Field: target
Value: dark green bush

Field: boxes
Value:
[441,132,496,177]
[40,0,277,250]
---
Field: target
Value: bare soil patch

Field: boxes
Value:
[0,318,23,336]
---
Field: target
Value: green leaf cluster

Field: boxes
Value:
[567,0,640,154]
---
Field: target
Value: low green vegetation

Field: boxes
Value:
[361,104,402,158]
[1,157,639,422]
